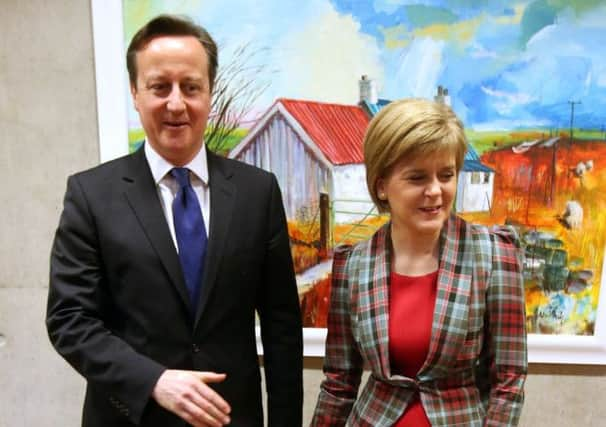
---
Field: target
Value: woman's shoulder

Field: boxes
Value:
[333,244,354,263]
[468,221,522,249]
[332,240,369,265]
[465,221,524,270]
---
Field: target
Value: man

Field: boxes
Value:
[47,15,303,427]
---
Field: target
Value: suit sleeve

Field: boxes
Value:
[46,175,165,425]
[310,246,363,426]
[484,226,527,426]
[256,174,304,426]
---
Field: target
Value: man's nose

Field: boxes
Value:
[166,85,186,112]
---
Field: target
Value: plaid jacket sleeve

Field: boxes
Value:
[483,226,528,426]
[310,246,364,426]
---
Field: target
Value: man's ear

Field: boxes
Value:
[130,83,139,112]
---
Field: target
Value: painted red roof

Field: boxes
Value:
[279,98,368,165]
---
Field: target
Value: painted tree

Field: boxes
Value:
[205,43,271,155]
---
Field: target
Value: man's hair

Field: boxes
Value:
[363,98,468,213]
[126,14,218,92]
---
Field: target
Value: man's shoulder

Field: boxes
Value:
[63,152,142,199]
[71,151,138,182]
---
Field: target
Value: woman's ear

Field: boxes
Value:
[376,179,387,201]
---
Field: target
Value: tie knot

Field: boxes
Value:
[171,167,191,189]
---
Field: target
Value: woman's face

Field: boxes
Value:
[377,149,457,238]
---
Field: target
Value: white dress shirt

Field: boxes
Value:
[144,142,211,252]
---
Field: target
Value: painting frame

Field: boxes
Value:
[91,0,606,364]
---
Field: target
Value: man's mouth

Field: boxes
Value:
[164,121,188,128]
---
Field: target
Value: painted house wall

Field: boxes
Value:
[233,113,329,219]
[456,171,494,212]
[332,164,375,224]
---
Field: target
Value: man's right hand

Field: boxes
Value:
[152,369,231,427]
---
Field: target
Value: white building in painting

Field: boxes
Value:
[229,98,373,223]
[455,145,495,213]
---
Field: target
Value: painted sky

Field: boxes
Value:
[124,0,606,130]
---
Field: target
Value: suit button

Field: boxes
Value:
[192,344,201,353]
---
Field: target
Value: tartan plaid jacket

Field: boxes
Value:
[311,214,527,426]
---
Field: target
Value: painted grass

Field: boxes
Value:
[466,128,606,154]
[128,129,145,153]
[206,127,248,156]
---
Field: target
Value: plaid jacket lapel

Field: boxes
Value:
[352,223,392,378]
[419,214,474,378]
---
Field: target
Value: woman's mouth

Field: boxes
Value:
[419,206,441,214]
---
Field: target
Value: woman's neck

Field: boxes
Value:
[390,224,440,276]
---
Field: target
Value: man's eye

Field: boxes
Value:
[150,84,168,92]
[184,84,201,93]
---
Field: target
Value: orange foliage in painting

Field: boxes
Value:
[461,139,606,334]
[288,214,389,274]
[291,244,318,274]
[332,215,389,246]
[287,220,320,274]
[299,275,331,328]
[295,214,388,327]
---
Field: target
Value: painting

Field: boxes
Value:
[92,0,606,363]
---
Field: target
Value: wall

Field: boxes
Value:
[0,0,95,425]
[0,1,604,426]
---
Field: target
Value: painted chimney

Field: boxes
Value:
[359,75,378,104]
[434,85,451,106]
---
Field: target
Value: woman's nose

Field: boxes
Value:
[424,177,441,196]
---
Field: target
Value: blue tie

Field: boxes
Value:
[171,168,207,314]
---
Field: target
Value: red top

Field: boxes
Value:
[389,270,438,427]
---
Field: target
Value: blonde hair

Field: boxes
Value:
[364,98,467,213]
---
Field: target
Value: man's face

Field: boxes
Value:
[131,35,211,166]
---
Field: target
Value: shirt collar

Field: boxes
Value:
[144,140,209,186]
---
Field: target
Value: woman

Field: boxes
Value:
[311,99,527,426]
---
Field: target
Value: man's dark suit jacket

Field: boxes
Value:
[47,146,303,426]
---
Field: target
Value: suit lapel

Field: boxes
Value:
[121,148,191,311]
[355,224,392,377]
[194,150,235,328]
[419,214,473,378]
